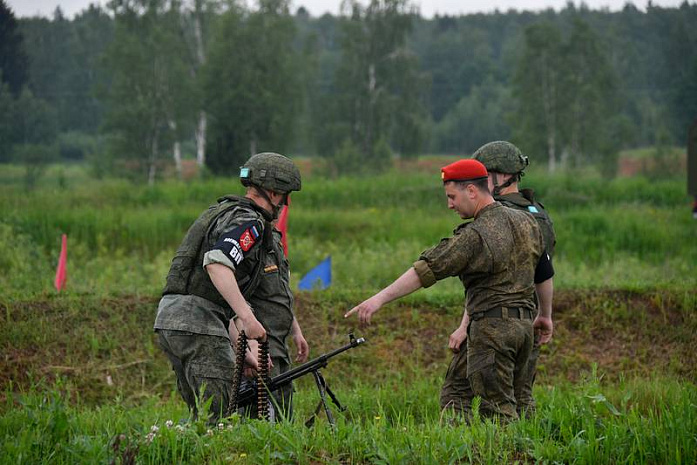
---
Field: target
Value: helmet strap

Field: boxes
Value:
[493,172,519,196]
[253,185,282,219]
[491,173,501,196]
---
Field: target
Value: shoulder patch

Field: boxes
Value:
[239,225,260,252]
[527,205,539,213]
[211,221,261,266]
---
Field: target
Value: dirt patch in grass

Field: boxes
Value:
[0,289,694,406]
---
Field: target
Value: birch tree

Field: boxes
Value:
[332,0,426,172]
[511,22,563,173]
[203,0,300,174]
[102,0,193,184]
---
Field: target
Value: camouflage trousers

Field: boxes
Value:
[439,315,534,421]
[157,329,293,423]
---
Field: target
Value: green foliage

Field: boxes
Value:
[562,18,621,167]
[20,5,113,134]
[203,0,300,175]
[56,131,100,161]
[330,0,427,165]
[2,84,61,186]
[329,138,363,175]
[511,21,563,170]
[0,78,15,162]
[651,128,682,179]
[511,17,622,173]
[1,376,695,463]
[11,3,697,173]
[101,0,194,185]
[13,87,58,145]
[12,143,58,190]
[0,162,694,298]
[0,0,29,96]
[0,223,50,292]
[433,78,510,154]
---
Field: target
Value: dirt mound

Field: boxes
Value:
[0,290,694,405]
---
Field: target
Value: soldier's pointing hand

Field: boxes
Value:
[345,297,382,325]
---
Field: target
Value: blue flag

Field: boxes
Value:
[298,256,331,291]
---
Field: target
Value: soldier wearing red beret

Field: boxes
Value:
[346,158,554,422]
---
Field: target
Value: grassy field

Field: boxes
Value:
[0,160,694,298]
[1,160,696,463]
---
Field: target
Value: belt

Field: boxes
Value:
[470,306,533,321]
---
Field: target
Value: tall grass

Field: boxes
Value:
[1,160,695,463]
[2,375,695,464]
[0,163,694,299]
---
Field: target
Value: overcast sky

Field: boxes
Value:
[6,0,689,19]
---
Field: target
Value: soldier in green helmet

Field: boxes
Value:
[439,141,556,418]
[472,141,556,257]
[154,152,309,423]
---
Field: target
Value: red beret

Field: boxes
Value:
[441,159,488,183]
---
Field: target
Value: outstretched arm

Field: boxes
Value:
[344,267,423,325]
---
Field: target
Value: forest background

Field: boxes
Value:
[1,0,696,463]
[1,0,696,185]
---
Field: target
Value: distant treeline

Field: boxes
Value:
[1,0,696,183]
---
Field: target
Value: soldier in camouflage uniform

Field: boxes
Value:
[440,141,556,417]
[154,152,309,423]
[346,159,554,421]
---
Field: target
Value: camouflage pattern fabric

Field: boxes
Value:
[413,202,543,421]
[160,195,272,315]
[439,195,554,417]
[472,141,528,174]
[157,330,235,422]
[497,190,556,258]
[439,316,533,420]
[240,152,302,194]
[496,189,556,414]
[155,196,296,423]
[440,313,535,420]
[439,345,469,414]
[413,203,543,314]
[246,227,295,364]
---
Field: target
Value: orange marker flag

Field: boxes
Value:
[276,197,290,257]
[54,234,67,291]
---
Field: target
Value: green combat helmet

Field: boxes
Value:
[240,152,302,194]
[472,141,529,175]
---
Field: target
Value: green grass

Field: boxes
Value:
[0,162,694,298]
[1,159,696,463]
[2,375,695,464]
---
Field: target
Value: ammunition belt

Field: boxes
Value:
[228,331,248,415]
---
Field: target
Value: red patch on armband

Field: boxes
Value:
[239,229,256,252]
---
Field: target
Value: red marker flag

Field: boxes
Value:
[54,234,67,291]
[276,198,290,257]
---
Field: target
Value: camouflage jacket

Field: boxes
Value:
[155,196,294,360]
[496,189,555,258]
[413,202,544,315]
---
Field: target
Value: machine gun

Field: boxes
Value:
[230,333,366,426]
